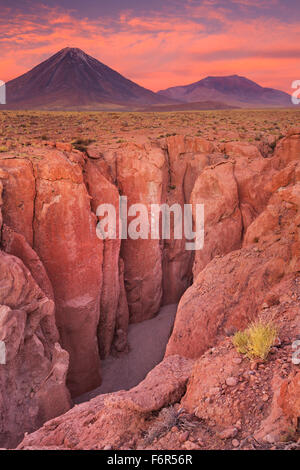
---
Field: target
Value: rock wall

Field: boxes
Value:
[1,130,299,448]
[166,131,300,359]
[0,135,218,444]
[0,193,71,447]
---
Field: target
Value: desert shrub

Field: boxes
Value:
[233,319,278,360]
[0,145,8,152]
[144,407,178,444]
[71,138,95,151]
[143,406,200,444]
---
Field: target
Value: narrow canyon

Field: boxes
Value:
[0,129,299,449]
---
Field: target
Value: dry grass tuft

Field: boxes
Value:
[233,319,278,360]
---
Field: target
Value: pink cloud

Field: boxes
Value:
[0,3,298,94]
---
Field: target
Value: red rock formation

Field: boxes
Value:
[274,128,300,167]
[1,129,299,449]
[162,136,213,304]
[0,249,71,448]
[191,161,242,278]
[113,258,130,353]
[0,151,103,397]
[233,156,276,231]
[83,159,124,358]
[116,143,167,323]
[31,151,103,397]
[166,150,299,358]
[1,224,58,344]
[0,157,35,245]
[2,224,54,300]
[224,141,262,160]
[278,371,300,429]
[18,355,193,450]
[181,345,243,427]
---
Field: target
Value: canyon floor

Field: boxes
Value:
[0,108,299,451]
[76,304,177,402]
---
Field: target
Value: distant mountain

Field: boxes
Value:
[140,100,238,112]
[5,48,176,110]
[158,75,292,108]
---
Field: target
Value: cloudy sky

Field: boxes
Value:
[0,0,299,91]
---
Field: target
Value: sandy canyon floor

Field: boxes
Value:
[76,304,177,402]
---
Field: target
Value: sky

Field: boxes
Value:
[0,0,299,92]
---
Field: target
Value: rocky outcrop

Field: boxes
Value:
[161,136,214,304]
[18,355,193,450]
[28,151,104,397]
[115,143,167,322]
[274,127,300,167]
[180,268,300,444]
[83,159,127,359]
[223,141,262,160]
[1,129,299,449]
[233,156,276,231]
[191,161,242,278]
[0,158,35,245]
[166,140,300,359]
[278,371,300,429]
[0,249,71,448]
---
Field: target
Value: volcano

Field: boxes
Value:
[5,48,176,110]
[158,75,292,108]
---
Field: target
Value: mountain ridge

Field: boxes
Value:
[158,74,292,108]
[4,49,292,110]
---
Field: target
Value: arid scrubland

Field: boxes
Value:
[1,108,300,151]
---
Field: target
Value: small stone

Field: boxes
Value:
[264,434,275,444]
[274,337,281,347]
[232,439,239,448]
[262,394,269,402]
[218,427,238,440]
[184,441,199,450]
[226,377,238,387]
[171,426,178,433]
[179,431,189,442]
[233,357,243,364]
[235,420,242,430]
[103,444,112,450]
